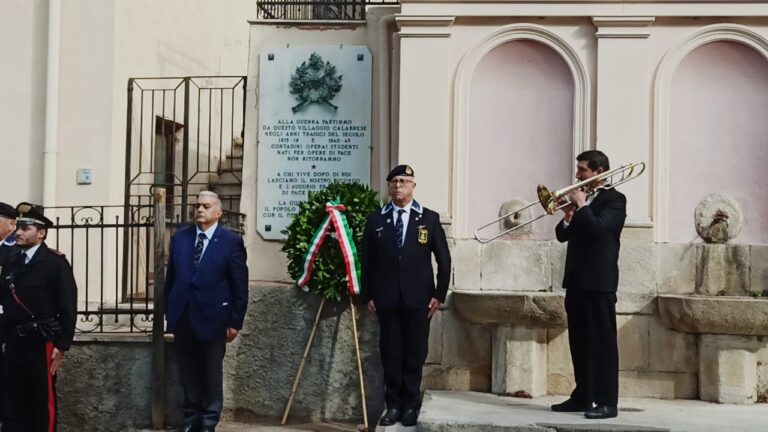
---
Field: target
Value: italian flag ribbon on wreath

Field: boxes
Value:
[297,200,362,295]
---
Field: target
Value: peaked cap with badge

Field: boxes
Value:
[386,164,414,182]
[0,202,18,220]
[16,202,53,228]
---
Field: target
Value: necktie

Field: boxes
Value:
[24,252,30,265]
[395,209,405,248]
[193,232,206,268]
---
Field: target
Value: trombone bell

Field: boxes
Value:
[536,185,558,215]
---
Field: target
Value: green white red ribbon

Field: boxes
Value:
[297,201,361,295]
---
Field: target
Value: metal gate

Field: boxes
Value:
[122,76,247,302]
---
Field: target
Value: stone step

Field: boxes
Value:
[417,390,768,432]
[210,183,243,197]
[220,155,244,170]
[210,170,243,185]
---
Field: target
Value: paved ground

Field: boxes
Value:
[131,420,362,432]
[416,390,768,432]
[132,390,768,431]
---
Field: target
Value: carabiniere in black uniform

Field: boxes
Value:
[1,203,77,432]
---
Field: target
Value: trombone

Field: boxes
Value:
[474,162,646,244]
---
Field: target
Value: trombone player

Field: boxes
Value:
[550,150,626,419]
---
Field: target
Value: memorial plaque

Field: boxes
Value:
[257,46,372,240]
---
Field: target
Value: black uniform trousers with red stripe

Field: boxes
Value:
[3,333,57,432]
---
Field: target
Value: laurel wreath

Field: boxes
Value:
[289,52,343,113]
[282,182,380,301]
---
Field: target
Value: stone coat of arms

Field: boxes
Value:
[289,52,343,113]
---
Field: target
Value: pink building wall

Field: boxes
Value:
[468,40,575,240]
[669,41,768,244]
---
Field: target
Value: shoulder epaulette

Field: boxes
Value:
[49,248,65,256]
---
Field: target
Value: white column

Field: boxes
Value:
[593,17,655,228]
[394,16,455,216]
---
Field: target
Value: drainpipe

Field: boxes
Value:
[377,12,396,192]
[43,0,61,207]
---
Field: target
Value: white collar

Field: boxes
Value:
[23,244,42,261]
[196,223,218,239]
[381,200,422,215]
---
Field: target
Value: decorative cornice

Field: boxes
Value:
[592,16,656,27]
[593,16,655,38]
[396,15,456,37]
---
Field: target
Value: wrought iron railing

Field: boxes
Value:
[44,204,245,333]
[256,0,399,21]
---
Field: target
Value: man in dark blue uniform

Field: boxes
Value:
[1,203,77,432]
[550,150,626,419]
[0,202,20,432]
[361,165,451,427]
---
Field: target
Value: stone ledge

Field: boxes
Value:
[452,291,566,328]
[658,294,768,335]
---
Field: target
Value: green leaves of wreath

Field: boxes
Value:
[289,53,343,113]
[282,182,380,301]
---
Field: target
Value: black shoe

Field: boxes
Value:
[585,404,618,419]
[401,407,419,426]
[379,408,402,426]
[178,425,198,432]
[551,399,592,412]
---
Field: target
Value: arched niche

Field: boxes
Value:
[655,25,768,244]
[453,24,590,239]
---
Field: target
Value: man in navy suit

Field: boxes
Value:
[361,165,451,427]
[550,150,626,420]
[165,191,248,432]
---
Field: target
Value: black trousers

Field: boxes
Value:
[4,334,57,432]
[376,306,431,410]
[174,312,226,428]
[564,290,619,406]
[0,348,14,432]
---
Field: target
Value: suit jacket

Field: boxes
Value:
[165,224,248,341]
[555,187,626,293]
[360,200,451,310]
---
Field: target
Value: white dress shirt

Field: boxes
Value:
[391,201,414,245]
[22,244,42,264]
[195,223,218,259]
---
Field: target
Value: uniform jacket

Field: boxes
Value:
[165,224,248,341]
[360,200,451,310]
[0,234,19,271]
[555,187,626,293]
[1,242,77,350]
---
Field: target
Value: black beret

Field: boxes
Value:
[0,202,17,219]
[386,164,415,182]
[16,202,53,228]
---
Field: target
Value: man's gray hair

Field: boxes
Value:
[198,191,222,209]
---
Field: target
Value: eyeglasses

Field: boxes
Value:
[388,179,413,186]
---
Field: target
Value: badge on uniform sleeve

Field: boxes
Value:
[418,226,428,244]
